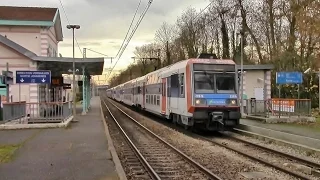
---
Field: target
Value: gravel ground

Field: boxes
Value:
[226,131,320,163]
[108,99,297,180]
[210,137,319,180]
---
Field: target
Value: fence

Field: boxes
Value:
[1,101,73,123]
[244,98,311,117]
[2,101,26,121]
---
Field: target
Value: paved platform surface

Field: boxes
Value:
[241,119,320,140]
[0,97,119,180]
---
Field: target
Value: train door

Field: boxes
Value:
[161,78,167,114]
[170,73,179,109]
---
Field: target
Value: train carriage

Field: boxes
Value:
[106,53,241,131]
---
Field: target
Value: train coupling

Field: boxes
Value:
[206,112,224,131]
[210,112,224,125]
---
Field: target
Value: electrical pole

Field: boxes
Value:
[240,29,244,116]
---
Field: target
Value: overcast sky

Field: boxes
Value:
[0,0,209,74]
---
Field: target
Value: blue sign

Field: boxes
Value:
[276,72,303,84]
[16,70,51,84]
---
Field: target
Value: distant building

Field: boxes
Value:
[0,6,63,104]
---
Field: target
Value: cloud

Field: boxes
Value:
[59,42,102,47]
[0,0,211,72]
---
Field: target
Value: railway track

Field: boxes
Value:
[104,97,320,180]
[102,98,222,180]
[225,131,320,171]
[202,134,320,180]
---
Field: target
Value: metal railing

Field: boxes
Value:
[244,98,312,118]
[27,102,73,123]
[1,101,73,124]
[2,101,26,121]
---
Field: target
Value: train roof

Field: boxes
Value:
[111,56,236,88]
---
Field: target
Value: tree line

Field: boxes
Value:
[109,0,320,107]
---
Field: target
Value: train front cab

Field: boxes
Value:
[189,60,241,131]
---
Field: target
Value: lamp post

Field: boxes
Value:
[67,24,80,119]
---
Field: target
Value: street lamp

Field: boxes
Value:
[67,24,80,119]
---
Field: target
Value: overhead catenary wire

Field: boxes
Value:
[86,48,109,57]
[108,0,213,83]
[107,0,153,80]
[194,0,215,21]
[114,0,142,59]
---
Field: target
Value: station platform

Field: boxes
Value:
[239,118,320,150]
[0,97,123,180]
[240,119,320,140]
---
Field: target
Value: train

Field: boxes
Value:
[106,53,241,131]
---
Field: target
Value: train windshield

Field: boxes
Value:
[194,72,235,94]
[194,72,215,93]
[215,74,235,93]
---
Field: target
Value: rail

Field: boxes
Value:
[102,100,160,180]
[197,133,314,180]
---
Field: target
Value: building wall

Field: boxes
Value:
[0,43,33,103]
[244,70,265,100]
[243,70,272,100]
[0,26,42,55]
[0,25,60,115]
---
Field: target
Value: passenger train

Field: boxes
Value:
[106,53,241,131]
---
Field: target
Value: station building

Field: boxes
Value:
[0,6,104,116]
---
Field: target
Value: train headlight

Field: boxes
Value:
[227,99,237,105]
[195,98,206,106]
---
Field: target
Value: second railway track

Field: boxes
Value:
[102,98,222,180]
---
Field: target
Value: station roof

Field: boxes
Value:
[0,6,63,41]
[0,34,104,76]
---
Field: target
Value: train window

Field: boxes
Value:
[151,95,153,104]
[138,86,141,94]
[194,72,215,93]
[179,73,184,97]
[167,77,171,97]
[146,95,149,104]
[153,95,156,105]
[216,74,235,93]
[157,95,160,106]
[171,74,179,88]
